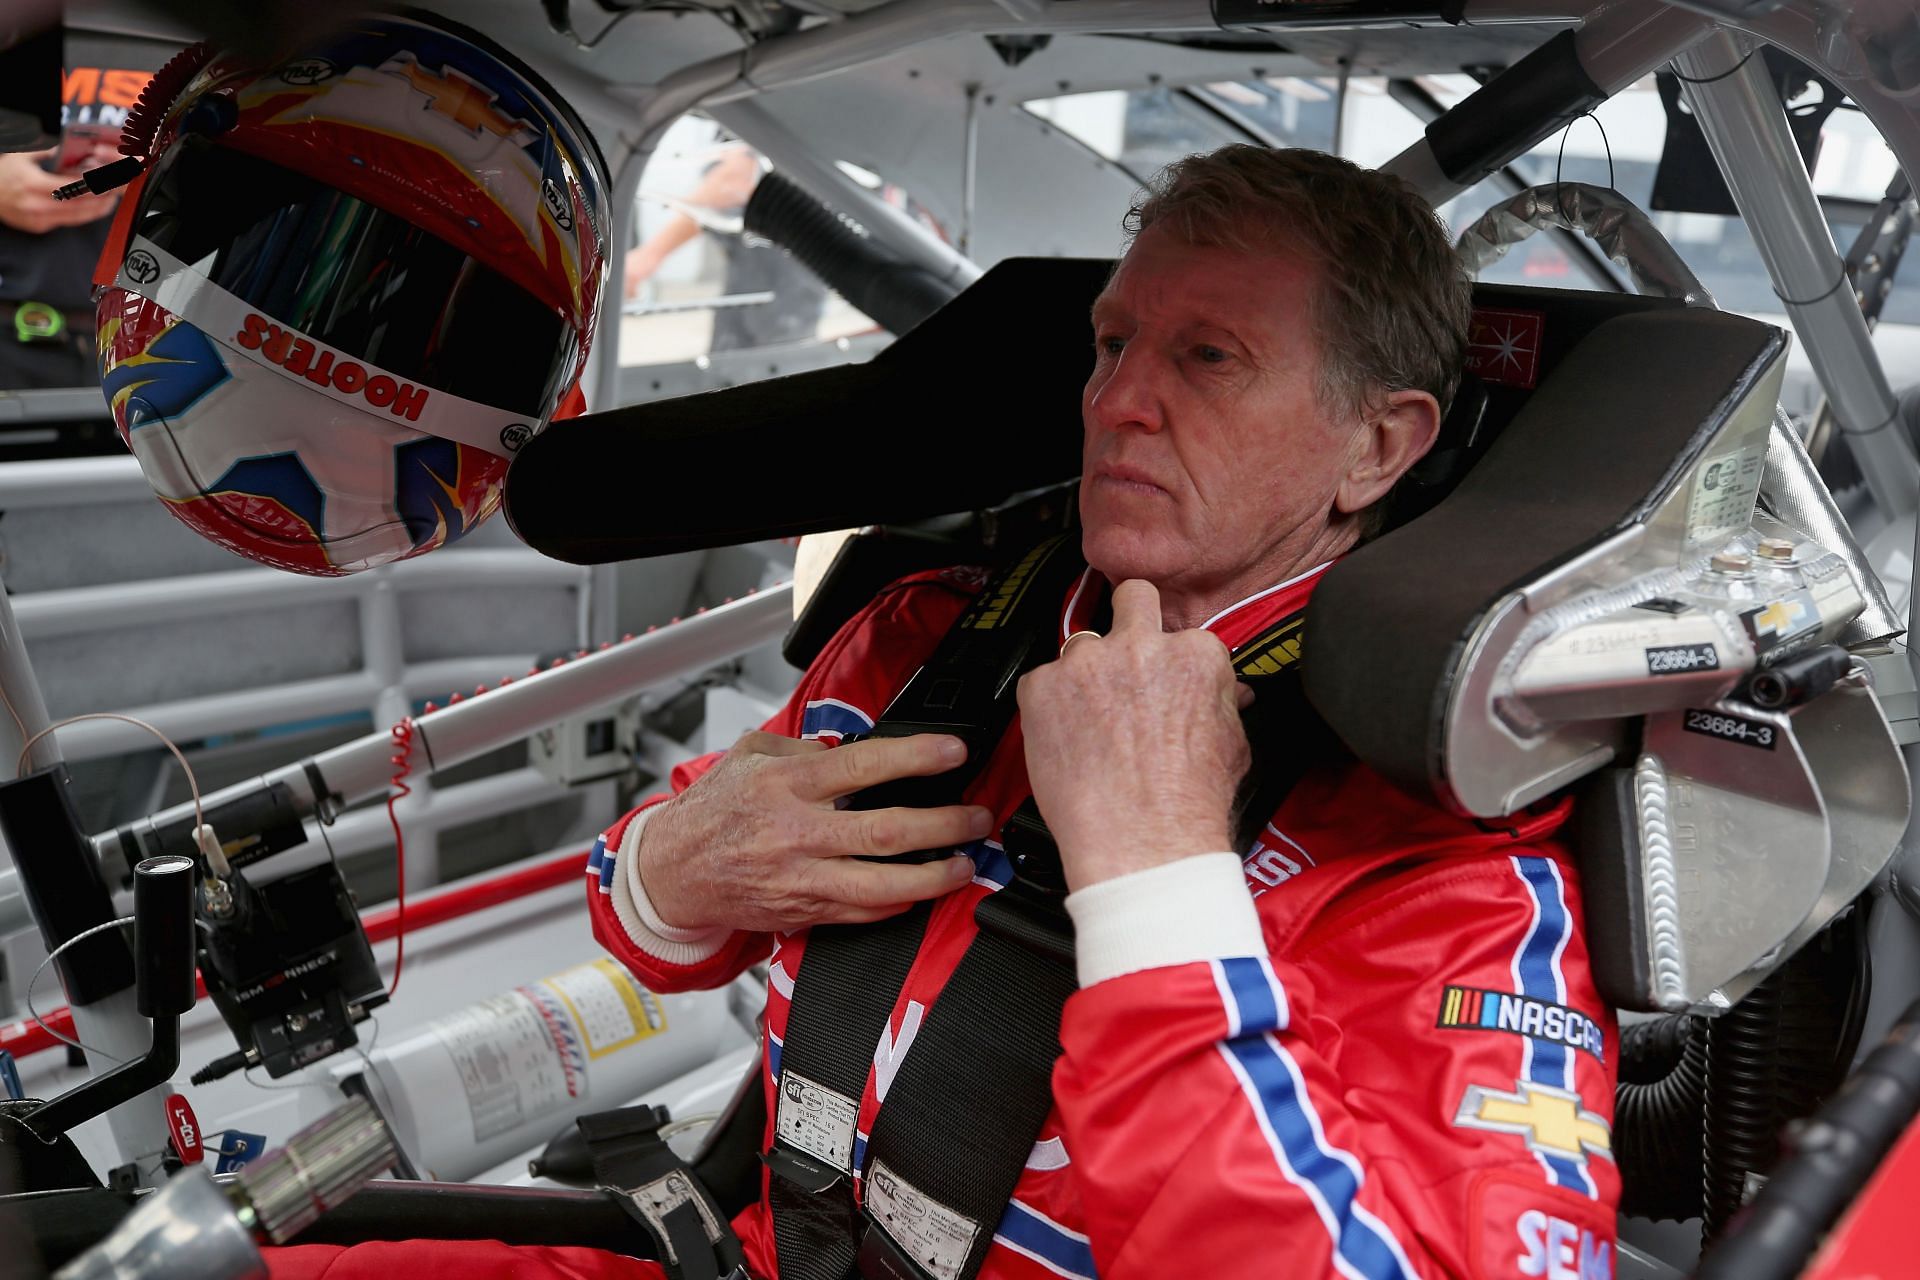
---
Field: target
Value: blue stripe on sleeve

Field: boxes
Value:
[994,1200,1097,1280]
[1217,956,1284,1035]
[1219,1034,1416,1280]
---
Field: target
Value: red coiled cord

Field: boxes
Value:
[384,716,416,997]
[120,42,217,160]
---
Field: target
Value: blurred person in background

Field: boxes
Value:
[0,137,120,390]
[624,141,828,353]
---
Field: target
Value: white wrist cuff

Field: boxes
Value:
[608,804,731,966]
[1065,852,1266,988]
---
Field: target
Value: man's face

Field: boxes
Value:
[1080,222,1361,605]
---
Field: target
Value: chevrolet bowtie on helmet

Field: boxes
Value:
[95,11,609,575]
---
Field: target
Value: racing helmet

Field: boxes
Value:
[95,11,609,575]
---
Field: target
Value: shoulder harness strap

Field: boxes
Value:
[771,540,1324,1280]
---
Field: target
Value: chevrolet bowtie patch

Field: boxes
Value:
[1453,1080,1613,1169]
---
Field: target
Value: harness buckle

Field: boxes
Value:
[573,1106,748,1280]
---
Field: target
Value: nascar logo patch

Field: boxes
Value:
[1437,985,1605,1064]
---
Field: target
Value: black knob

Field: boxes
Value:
[133,855,197,1018]
[528,1119,595,1187]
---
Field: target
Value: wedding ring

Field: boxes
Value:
[1060,629,1100,657]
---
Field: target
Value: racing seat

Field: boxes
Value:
[508,258,1912,1244]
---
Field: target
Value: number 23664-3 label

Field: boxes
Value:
[1646,643,1719,676]
[1683,709,1776,750]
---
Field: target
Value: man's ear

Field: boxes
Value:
[1333,388,1442,516]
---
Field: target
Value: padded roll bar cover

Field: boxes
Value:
[504,258,1110,564]
[1303,307,1786,807]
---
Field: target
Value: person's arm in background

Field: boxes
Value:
[0,145,120,235]
[624,145,763,299]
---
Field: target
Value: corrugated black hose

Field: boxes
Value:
[1702,973,1784,1239]
[1616,1015,1707,1220]
[742,171,958,337]
[1614,905,1871,1225]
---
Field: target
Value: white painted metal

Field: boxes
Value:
[634,0,1218,144]
[408,589,793,787]
[11,552,583,641]
[587,142,651,419]
[50,658,536,764]
[0,584,57,777]
[0,454,147,509]
[96,587,795,867]
[245,769,580,888]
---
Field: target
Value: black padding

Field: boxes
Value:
[1303,308,1785,805]
[506,256,1684,568]
[1424,30,1604,188]
[504,258,1110,564]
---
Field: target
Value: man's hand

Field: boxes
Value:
[1019,579,1252,892]
[0,148,121,235]
[636,731,992,933]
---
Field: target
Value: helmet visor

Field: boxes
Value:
[131,139,572,418]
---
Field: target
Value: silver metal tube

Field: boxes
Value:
[1730,8,1920,224]
[234,1096,397,1244]
[707,98,981,290]
[90,586,794,864]
[1675,32,1919,524]
[53,1161,264,1280]
[1453,181,1715,305]
[1381,1,1714,206]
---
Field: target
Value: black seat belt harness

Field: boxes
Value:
[770,534,1324,1280]
[577,1106,749,1280]
[766,535,1087,1280]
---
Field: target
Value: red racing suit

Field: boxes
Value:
[273,561,1620,1280]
